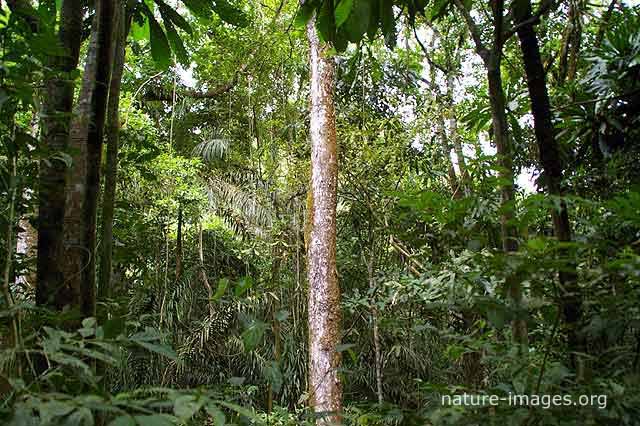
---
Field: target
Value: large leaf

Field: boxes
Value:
[144,8,171,69]
[380,0,396,48]
[213,0,249,27]
[131,339,177,360]
[342,0,371,42]
[181,0,213,20]
[294,0,319,28]
[335,0,354,27]
[164,20,189,65]
[156,0,193,33]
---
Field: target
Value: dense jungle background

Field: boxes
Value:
[1,0,640,424]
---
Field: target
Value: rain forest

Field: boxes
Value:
[1,0,639,424]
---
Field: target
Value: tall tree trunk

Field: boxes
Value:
[197,222,214,317]
[487,62,528,348]
[175,205,183,281]
[595,0,618,48]
[99,4,131,301]
[306,17,342,425]
[36,0,84,310]
[514,0,583,375]
[446,73,470,194]
[63,0,115,318]
[437,109,459,197]
[429,64,459,196]
[454,0,528,348]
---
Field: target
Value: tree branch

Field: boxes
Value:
[412,23,448,74]
[503,0,558,41]
[452,0,490,62]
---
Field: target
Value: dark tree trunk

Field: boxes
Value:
[454,0,528,348]
[63,0,115,318]
[514,0,583,374]
[486,62,528,347]
[99,4,131,301]
[36,0,84,310]
[306,17,342,425]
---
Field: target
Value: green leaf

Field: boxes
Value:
[380,0,395,48]
[205,403,226,426]
[212,278,229,300]
[429,0,451,21]
[181,0,212,20]
[343,0,371,43]
[234,276,254,297]
[131,16,150,41]
[108,415,136,426]
[213,0,249,27]
[164,20,189,65]
[316,0,336,43]
[335,0,353,27]
[156,0,193,33]
[264,360,283,393]
[294,1,317,29]
[173,394,203,419]
[132,339,177,360]
[241,320,265,351]
[134,414,175,426]
[275,309,289,322]
[335,343,356,352]
[39,401,74,424]
[487,306,507,330]
[214,401,259,422]
[64,408,93,426]
[103,316,126,339]
[145,10,172,69]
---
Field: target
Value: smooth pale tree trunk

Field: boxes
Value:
[99,4,131,301]
[446,73,470,194]
[437,110,459,197]
[513,0,583,374]
[197,223,214,317]
[36,0,84,310]
[424,35,459,197]
[63,0,115,318]
[454,0,528,348]
[306,17,342,425]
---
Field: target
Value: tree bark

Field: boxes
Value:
[454,0,528,348]
[306,17,342,425]
[36,0,84,311]
[557,0,582,84]
[198,223,214,317]
[63,0,115,318]
[446,73,470,194]
[513,0,583,374]
[99,4,131,301]
[175,205,183,281]
[63,0,115,319]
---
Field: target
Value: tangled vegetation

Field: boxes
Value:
[1,0,640,424]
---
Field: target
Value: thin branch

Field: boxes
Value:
[452,0,490,62]
[412,24,448,74]
[502,0,558,41]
